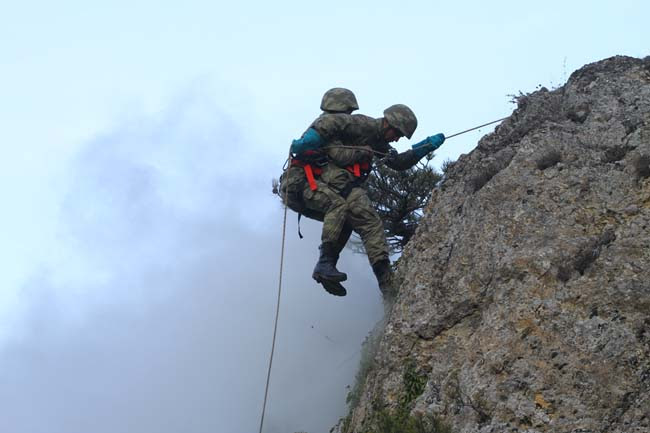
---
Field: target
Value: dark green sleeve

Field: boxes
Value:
[378,144,422,171]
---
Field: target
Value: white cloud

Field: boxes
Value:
[0,91,382,433]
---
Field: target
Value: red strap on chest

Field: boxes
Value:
[303,164,318,191]
[346,162,369,177]
[291,158,322,191]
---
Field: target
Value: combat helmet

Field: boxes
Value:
[320,88,359,114]
[383,104,417,139]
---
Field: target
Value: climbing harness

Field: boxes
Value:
[287,152,328,237]
[291,158,323,191]
[346,161,371,178]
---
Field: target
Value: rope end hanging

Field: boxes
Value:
[259,149,292,433]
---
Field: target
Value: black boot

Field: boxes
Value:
[316,242,347,296]
[312,242,348,283]
[372,259,394,298]
[320,279,347,297]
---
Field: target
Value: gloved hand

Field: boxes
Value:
[411,133,445,158]
[290,128,324,154]
[378,148,398,161]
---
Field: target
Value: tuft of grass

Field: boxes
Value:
[535,149,562,170]
[356,360,446,433]
[400,360,427,408]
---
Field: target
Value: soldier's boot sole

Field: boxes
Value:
[318,279,347,296]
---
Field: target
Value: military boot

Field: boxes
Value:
[372,259,395,299]
[312,242,348,283]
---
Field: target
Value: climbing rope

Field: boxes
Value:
[444,116,509,139]
[258,151,291,433]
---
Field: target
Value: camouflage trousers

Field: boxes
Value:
[302,179,388,266]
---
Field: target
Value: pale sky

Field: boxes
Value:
[1,1,648,432]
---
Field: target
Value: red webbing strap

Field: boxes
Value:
[346,163,369,177]
[303,164,317,191]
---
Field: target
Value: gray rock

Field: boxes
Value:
[341,56,650,433]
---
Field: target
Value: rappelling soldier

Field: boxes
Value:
[290,104,446,299]
[279,88,361,295]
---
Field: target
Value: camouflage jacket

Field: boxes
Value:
[310,113,421,171]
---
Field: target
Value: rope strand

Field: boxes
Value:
[258,152,291,433]
[444,116,508,139]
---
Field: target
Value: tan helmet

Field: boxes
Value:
[320,88,359,114]
[383,104,417,139]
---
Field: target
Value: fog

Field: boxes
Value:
[0,92,383,433]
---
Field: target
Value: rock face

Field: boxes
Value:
[344,56,650,433]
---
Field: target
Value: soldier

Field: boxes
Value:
[280,88,360,295]
[290,104,445,298]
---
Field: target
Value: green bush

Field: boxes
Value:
[400,360,427,408]
[358,360,455,433]
[365,161,442,252]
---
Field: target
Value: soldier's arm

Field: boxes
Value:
[311,113,377,143]
[327,143,373,167]
[380,146,422,171]
[377,133,446,170]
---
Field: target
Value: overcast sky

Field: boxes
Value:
[1,1,649,432]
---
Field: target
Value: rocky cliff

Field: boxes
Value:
[340,56,650,433]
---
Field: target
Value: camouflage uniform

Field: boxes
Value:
[310,113,422,266]
[282,93,424,296]
[280,116,354,256]
[280,88,358,258]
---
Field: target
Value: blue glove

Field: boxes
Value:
[411,133,445,158]
[290,128,324,154]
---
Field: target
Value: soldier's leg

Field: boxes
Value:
[302,180,347,245]
[345,188,389,265]
[345,188,394,297]
[302,184,352,267]
[332,222,353,262]
[302,181,349,283]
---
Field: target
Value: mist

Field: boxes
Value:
[0,91,383,433]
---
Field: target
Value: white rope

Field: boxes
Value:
[258,153,291,433]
